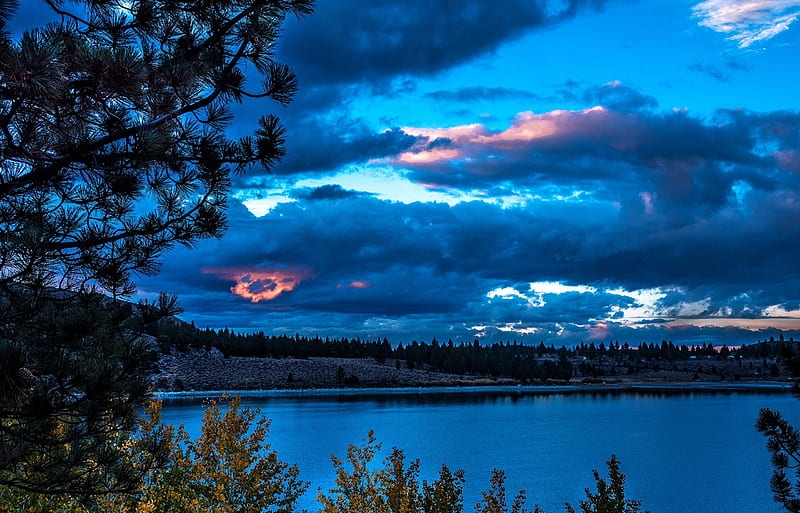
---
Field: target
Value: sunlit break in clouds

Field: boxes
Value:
[203,267,311,303]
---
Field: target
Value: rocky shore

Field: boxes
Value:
[151,347,516,391]
[150,346,791,392]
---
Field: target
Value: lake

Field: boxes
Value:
[158,385,799,513]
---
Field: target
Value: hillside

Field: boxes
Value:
[147,325,796,391]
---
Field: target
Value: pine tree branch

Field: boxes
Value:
[44,0,94,29]
[42,185,218,250]
[0,31,251,197]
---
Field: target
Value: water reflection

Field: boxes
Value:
[158,384,791,407]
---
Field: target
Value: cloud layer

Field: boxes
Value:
[111,0,800,346]
[141,149,800,346]
[279,0,608,85]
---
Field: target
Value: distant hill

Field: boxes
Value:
[145,319,797,391]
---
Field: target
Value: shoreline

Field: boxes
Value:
[152,380,794,400]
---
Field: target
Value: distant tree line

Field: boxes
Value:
[147,319,800,382]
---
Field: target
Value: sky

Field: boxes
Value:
[20,0,800,347]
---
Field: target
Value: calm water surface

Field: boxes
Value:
[159,386,799,513]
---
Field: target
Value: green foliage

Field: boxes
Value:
[474,469,543,513]
[564,456,646,513]
[319,433,645,513]
[0,396,309,513]
[0,0,312,496]
[106,396,308,513]
[318,430,466,513]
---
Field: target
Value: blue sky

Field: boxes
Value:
[114,0,800,346]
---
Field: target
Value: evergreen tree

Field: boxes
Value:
[0,0,312,497]
[758,393,800,513]
[565,456,646,513]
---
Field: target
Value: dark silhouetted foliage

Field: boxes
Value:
[0,0,311,497]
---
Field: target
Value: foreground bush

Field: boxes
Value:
[318,430,466,513]
[319,431,647,513]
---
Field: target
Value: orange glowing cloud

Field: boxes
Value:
[203,267,311,303]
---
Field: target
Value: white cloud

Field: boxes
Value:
[764,304,800,318]
[239,195,296,217]
[485,282,598,308]
[486,287,529,301]
[496,322,541,335]
[692,0,800,47]
[606,286,669,320]
[529,281,597,296]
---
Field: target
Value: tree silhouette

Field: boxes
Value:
[758,390,800,513]
[0,0,312,496]
[565,455,647,513]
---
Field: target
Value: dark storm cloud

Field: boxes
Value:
[235,122,419,186]
[140,182,800,342]
[231,0,618,182]
[481,290,635,325]
[278,0,609,86]
[742,109,800,148]
[243,0,614,181]
[280,125,419,175]
[227,84,423,186]
[139,198,577,320]
[292,184,372,201]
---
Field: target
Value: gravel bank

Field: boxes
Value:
[151,348,514,391]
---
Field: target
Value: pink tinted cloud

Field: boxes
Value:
[392,123,488,166]
[390,106,639,169]
[404,123,490,144]
[475,108,602,148]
